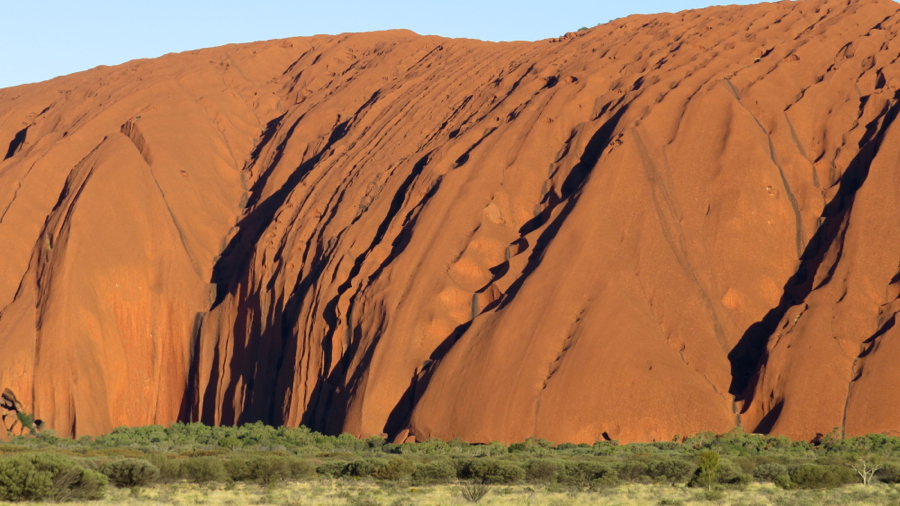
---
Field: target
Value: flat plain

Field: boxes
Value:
[6,481,900,506]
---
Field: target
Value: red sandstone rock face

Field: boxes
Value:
[2,0,900,443]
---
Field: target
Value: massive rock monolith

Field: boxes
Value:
[2,0,900,443]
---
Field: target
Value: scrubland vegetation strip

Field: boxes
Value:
[4,423,900,502]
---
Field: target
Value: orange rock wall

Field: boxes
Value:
[2,0,900,442]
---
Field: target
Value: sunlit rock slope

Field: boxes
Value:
[2,0,900,443]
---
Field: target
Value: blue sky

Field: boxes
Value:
[1,0,767,89]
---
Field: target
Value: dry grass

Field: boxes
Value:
[5,481,900,506]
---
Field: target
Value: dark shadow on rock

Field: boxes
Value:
[211,91,380,310]
[753,401,783,433]
[729,91,900,409]
[182,93,382,428]
[4,127,27,160]
[859,313,895,358]
[297,152,442,433]
[381,320,472,440]
[500,106,628,310]
[376,110,630,437]
[383,375,418,438]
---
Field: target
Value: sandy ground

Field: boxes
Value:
[6,481,900,506]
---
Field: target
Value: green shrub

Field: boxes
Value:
[877,462,900,483]
[412,460,456,485]
[246,455,291,485]
[218,436,241,449]
[715,459,751,486]
[0,457,52,501]
[618,461,650,482]
[28,453,107,501]
[380,443,401,454]
[507,438,553,454]
[287,458,316,479]
[774,473,793,489]
[344,458,388,478]
[223,459,250,481]
[648,459,694,482]
[560,461,618,489]
[182,450,226,458]
[700,489,725,501]
[524,459,566,483]
[365,435,387,450]
[372,458,416,481]
[316,461,350,478]
[16,413,34,431]
[182,457,227,484]
[57,468,107,502]
[482,460,525,484]
[100,458,159,488]
[144,454,184,482]
[688,453,750,488]
[789,464,857,489]
[395,438,449,455]
[1,454,109,502]
[459,480,490,503]
[592,441,619,456]
[753,462,789,482]
[457,459,525,484]
[481,441,508,456]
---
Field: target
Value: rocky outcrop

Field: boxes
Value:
[1,388,28,438]
[2,0,900,443]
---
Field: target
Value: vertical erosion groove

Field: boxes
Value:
[498,106,628,310]
[730,92,900,416]
[307,152,433,433]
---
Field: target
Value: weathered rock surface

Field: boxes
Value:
[2,0,900,443]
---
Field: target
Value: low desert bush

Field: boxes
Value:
[246,455,293,485]
[716,459,752,486]
[0,456,52,501]
[524,459,566,483]
[456,459,525,484]
[181,456,227,485]
[560,461,618,490]
[223,458,250,481]
[316,460,351,478]
[788,463,857,489]
[344,458,389,478]
[753,462,789,483]
[876,462,900,483]
[287,458,317,479]
[0,454,107,502]
[100,458,159,488]
[411,459,456,485]
[618,460,651,482]
[144,454,184,482]
[459,480,490,502]
[648,459,695,482]
[371,458,415,481]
